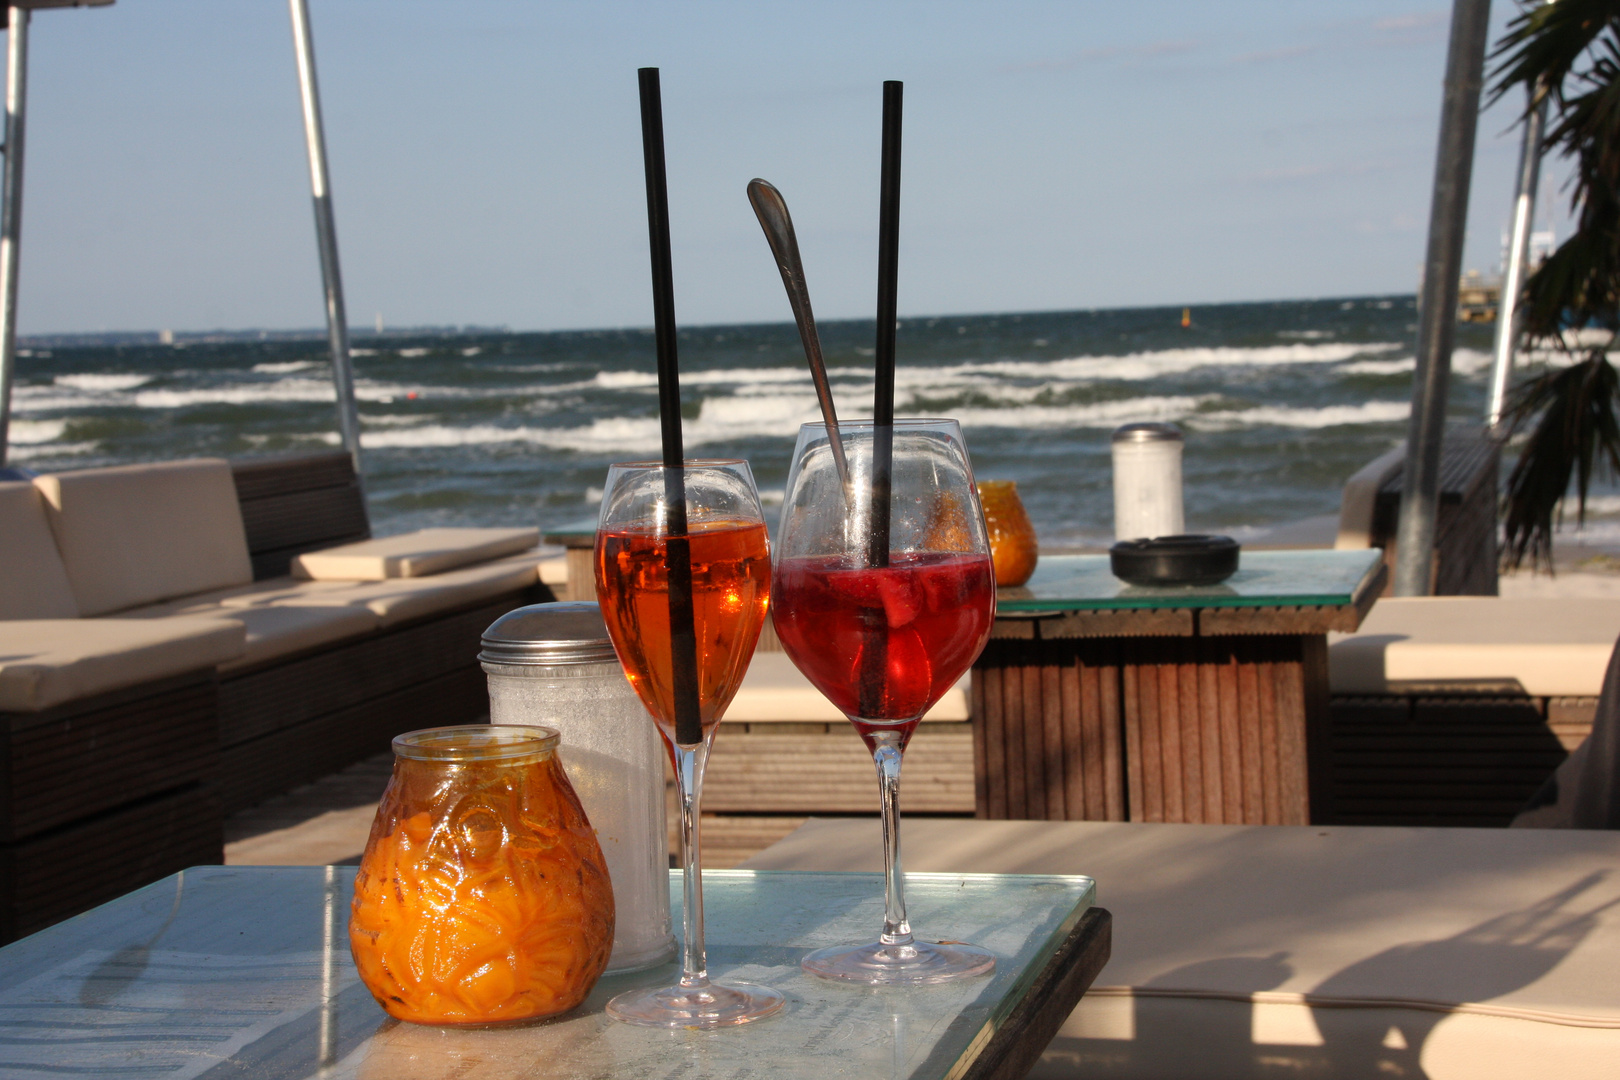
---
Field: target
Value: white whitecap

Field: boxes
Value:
[897,342,1404,385]
[397,348,431,358]
[951,395,1215,430]
[252,361,319,374]
[1193,401,1410,430]
[54,373,150,392]
[1339,358,1414,375]
[8,418,66,443]
[8,440,97,461]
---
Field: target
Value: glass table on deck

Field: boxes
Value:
[977,548,1386,826]
[0,867,1107,1080]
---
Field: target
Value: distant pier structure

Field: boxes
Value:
[1457,270,1500,323]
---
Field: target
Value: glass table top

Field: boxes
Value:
[0,867,1095,1080]
[996,548,1383,612]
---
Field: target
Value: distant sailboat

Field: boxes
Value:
[1181,307,1191,328]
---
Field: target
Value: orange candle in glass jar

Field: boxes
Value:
[977,480,1039,587]
[349,725,614,1026]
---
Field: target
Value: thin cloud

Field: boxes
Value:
[1229,44,1317,66]
[1001,38,1198,73]
[1374,13,1446,32]
[1244,159,1399,184]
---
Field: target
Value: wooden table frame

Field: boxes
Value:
[973,563,1386,826]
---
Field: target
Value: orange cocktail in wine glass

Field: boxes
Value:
[594,459,784,1028]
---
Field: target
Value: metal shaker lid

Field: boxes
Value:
[480,601,620,666]
[1112,422,1184,444]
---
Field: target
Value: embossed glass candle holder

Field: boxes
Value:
[349,725,614,1026]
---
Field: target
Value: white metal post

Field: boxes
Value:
[0,6,28,468]
[288,0,362,477]
[1486,84,1549,430]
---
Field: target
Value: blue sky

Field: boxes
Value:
[13,1,1569,334]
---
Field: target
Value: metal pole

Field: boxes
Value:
[1486,82,1548,429]
[0,6,27,468]
[1394,0,1492,597]
[288,0,361,476]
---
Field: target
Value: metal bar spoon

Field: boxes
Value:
[747,179,851,493]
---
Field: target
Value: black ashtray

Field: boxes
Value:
[1110,535,1240,587]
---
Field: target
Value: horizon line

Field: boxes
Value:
[16,291,1419,346]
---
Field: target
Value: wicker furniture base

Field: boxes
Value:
[0,674,222,943]
[1325,693,1595,826]
[217,591,544,814]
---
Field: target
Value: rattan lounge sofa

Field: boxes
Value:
[0,453,555,940]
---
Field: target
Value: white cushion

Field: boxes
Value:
[32,459,253,617]
[1329,597,1620,696]
[116,599,380,672]
[291,527,540,580]
[0,617,245,712]
[726,652,968,723]
[0,481,78,619]
[272,551,541,629]
[745,818,1620,1080]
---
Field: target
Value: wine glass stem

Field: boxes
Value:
[672,739,711,989]
[869,731,914,947]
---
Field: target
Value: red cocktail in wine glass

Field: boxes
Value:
[773,419,997,984]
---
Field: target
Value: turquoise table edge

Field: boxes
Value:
[995,547,1383,612]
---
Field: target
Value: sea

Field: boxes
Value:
[4,295,1561,549]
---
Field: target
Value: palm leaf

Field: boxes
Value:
[1500,352,1620,570]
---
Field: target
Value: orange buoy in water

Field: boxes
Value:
[1180,307,1191,328]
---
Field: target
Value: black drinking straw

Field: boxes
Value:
[638,67,703,748]
[869,80,903,570]
[859,81,902,719]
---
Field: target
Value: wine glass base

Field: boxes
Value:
[606,980,786,1029]
[801,940,996,986]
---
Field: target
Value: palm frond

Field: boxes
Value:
[1489,0,1620,114]
[1500,352,1620,571]
[1518,201,1620,338]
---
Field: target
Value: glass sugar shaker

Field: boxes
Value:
[1111,421,1185,541]
[480,601,675,974]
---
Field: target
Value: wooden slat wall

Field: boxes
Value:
[703,722,974,815]
[974,638,1127,822]
[974,634,1325,826]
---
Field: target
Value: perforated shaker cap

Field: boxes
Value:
[479,601,620,667]
[1112,422,1184,444]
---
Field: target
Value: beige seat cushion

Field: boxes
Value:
[726,652,968,723]
[0,617,245,712]
[116,600,380,672]
[292,527,539,580]
[746,818,1620,1080]
[0,481,78,619]
[33,459,253,617]
[273,552,541,629]
[1329,597,1620,696]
